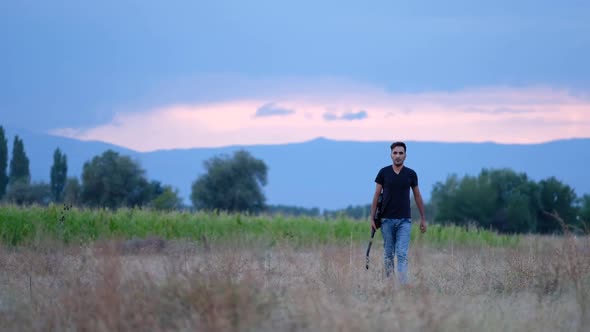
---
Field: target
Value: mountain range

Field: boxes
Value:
[3,126,589,210]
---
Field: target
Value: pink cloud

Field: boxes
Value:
[51,82,590,151]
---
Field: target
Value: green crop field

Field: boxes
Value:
[0,205,518,247]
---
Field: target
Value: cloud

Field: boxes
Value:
[323,110,368,121]
[49,79,590,151]
[255,103,295,117]
[463,107,534,114]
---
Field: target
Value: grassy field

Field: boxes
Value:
[0,205,518,247]
[0,205,588,331]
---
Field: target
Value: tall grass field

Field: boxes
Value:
[0,205,588,331]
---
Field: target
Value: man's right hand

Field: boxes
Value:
[370,217,377,231]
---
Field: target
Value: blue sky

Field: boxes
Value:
[1,0,589,150]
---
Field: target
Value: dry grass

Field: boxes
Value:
[0,234,588,332]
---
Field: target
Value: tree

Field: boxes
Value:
[50,148,68,202]
[142,180,183,210]
[150,186,183,211]
[537,177,577,234]
[577,194,590,231]
[80,150,150,209]
[63,177,81,206]
[453,174,497,228]
[431,173,497,228]
[431,174,462,224]
[4,181,51,206]
[8,135,30,186]
[0,126,7,199]
[191,150,268,213]
[483,168,539,233]
[431,169,540,233]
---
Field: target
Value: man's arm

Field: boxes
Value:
[412,185,427,233]
[370,183,382,230]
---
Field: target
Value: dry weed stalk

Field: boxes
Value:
[543,211,590,331]
[0,233,589,331]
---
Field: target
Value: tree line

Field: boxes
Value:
[0,126,264,211]
[0,133,181,210]
[430,168,589,234]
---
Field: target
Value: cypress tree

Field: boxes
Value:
[8,135,30,186]
[50,148,68,202]
[0,126,8,199]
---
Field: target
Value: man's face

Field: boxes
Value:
[391,146,406,166]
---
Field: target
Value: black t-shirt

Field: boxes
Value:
[375,165,418,219]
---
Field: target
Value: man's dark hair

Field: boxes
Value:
[390,141,407,152]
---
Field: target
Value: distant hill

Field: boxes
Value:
[3,126,589,210]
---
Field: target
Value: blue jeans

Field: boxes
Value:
[381,218,411,284]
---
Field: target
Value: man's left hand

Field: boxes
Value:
[420,219,427,233]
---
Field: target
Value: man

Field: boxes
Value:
[370,141,427,284]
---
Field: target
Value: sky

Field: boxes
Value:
[1,0,589,151]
